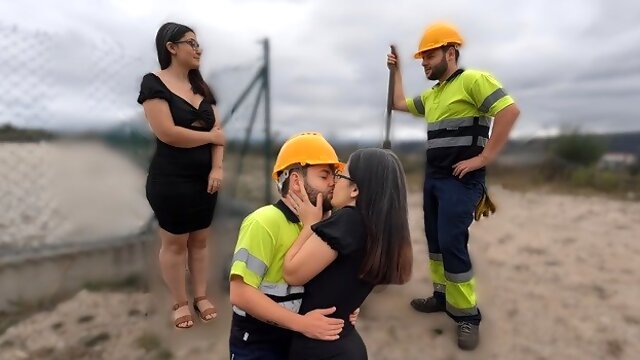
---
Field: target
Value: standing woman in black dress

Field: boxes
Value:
[283,148,413,359]
[137,22,225,329]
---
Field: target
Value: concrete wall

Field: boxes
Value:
[0,234,154,312]
[0,196,252,312]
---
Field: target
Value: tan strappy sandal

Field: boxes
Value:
[173,301,194,329]
[193,296,217,322]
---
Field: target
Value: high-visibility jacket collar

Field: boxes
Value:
[274,199,300,223]
[433,68,465,89]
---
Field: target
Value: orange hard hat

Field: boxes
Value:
[272,132,345,183]
[414,22,464,59]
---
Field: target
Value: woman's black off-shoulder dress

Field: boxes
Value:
[137,73,218,234]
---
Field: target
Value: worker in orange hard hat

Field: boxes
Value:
[228,132,362,360]
[387,21,521,351]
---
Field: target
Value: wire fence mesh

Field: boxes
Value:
[0,22,271,259]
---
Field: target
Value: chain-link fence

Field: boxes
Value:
[0,21,274,260]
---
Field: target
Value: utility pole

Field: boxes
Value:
[383,45,397,149]
[262,38,272,204]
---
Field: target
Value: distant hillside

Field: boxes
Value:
[101,120,153,145]
[381,131,640,158]
[599,132,640,156]
[0,124,55,142]
[4,120,639,160]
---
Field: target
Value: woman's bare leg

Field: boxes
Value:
[187,228,216,320]
[158,228,192,327]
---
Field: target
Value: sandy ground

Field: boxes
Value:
[1,186,639,359]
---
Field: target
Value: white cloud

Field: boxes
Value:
[1,0,639,139]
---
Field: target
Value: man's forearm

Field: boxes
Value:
[230,280,302,331]
[482,104,520,163]
[393,70,409,111]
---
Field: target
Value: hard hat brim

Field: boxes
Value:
[414,41,462,59]
[272,161,346,181]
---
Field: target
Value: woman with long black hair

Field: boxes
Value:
[137,22,224,329]
[283,148,413,359]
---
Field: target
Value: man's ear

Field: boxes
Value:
[447,47,456,62]
[289,172,301,193]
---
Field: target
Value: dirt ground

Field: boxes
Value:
[1,186,639,360]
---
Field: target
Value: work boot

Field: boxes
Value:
[457,322,480,351]
[410,296,445,313]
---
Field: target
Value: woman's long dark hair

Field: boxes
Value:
[348,148,413,285]
[155,22,216,105]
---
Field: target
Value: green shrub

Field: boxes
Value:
[551,131,605,167]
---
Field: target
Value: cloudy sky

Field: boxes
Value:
[1,0,639,142]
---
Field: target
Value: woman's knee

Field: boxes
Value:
[161,236,188,255]
[187,232,209,250]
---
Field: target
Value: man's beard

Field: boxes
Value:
[305,179,333,212]
[427,56,448,80]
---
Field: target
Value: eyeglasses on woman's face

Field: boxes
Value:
[333,171,354,182]
[174,38,200,50]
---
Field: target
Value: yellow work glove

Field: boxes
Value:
[474,185,497,221]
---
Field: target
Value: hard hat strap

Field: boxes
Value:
[276,165,306,191]
[277,169,291,191]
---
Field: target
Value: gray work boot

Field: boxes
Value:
[457,322,480,350]
[410,296,446,313]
